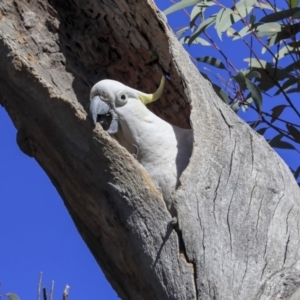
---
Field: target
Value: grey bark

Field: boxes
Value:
[1,0,300,299]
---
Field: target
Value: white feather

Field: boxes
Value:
[90,80,193,212]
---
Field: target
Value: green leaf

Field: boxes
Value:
[268,134,295,149]
[274,44,300,62]
[6,293,20,300]
[269,140,296,150]
[256,22,282,37]
[284,61,300,72]
[227,27,237,37]
[246,70,261,80]
[190,4,203,26]
[215,4,254,40]
[244,58,268,68]
[286,85,300,94]
[274,77,298,95]
[215,8,233,40]
[163,0,201,16]
[286,124,300,143]
[250,12,256,25]
[181,36,211,45]
[175,26,190,39]
[234,1,255,19]
[244,58,289,84]
[256,127,268,135]
[236,0,257,7]
[292,10,300,19]
[196,56,226,68]
[270,105,287,123]
[269,133,283,144]
[232,25,252,40]
[233,71,246,89]
[241,97,253,112]
[245,78,262,111]
[189,15,216,44]
[259,8,300,22]
[293,166,300,179]
[267,32,281,48]
[212,84,229,104]
[255,2,276,11]
[264,23,300,45]
[231,101,240,113]
[289,0,299,9]
[200,72,212,84]
[190,1,216,26]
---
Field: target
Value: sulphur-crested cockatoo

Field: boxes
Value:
[90,77,192,214]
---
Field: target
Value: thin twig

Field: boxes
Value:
[63,285,70,300]
[38,272,43,300]
[261,110,300,128]
[50,281,54,300]
[43,287,47,300]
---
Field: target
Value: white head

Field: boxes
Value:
[90,77,165,134]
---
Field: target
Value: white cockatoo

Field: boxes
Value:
[90,77,193,214]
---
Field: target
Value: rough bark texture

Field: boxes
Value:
[1,0,300,299]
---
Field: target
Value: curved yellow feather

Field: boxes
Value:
[138,77,165,105]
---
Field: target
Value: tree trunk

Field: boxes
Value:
[1,0,300,299]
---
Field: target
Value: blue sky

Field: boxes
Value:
[0,0,296,299]
[0,107,118,298]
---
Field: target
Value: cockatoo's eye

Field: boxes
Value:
[116,92,128,106]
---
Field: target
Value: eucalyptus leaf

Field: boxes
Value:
[163,0,201,16]
[256,22,282,37]
[233,4,254,20]
[189,15,216,44]
[245,78,262,111]
[294,166,300,179]
[235,0,257,7]
[231,101,240,113]
[289,0,299,8]
[190,2,216,26]
[270,105,287,123]
[267,33,281,48]
[215,8,233,40]
[274,44,300,62]
[185,37,211,45]
[6,293,20,300]
[256,127,268,135]
[212,84,229,103]
[190,4,203,26]
[233,71,246,89]
[232,25,252,40]
[241,97,253,112]
[196,56,226,68]
[269,133,284,144]
[286,86,300,94]
[244,59,288,84]
[274,77,298,95]
[284,61,300,72]
[244,58,268,68]
[246,71,261,80]
[269,140,296,150]
[250,12,256,25]
[286,124,300,143]
[255,2,277,11]
[175,26,190,38]
[259,8,300,22]
[292,10,300,19]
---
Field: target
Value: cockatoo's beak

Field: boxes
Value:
[90,96,119,135]
[136,77,165,105]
